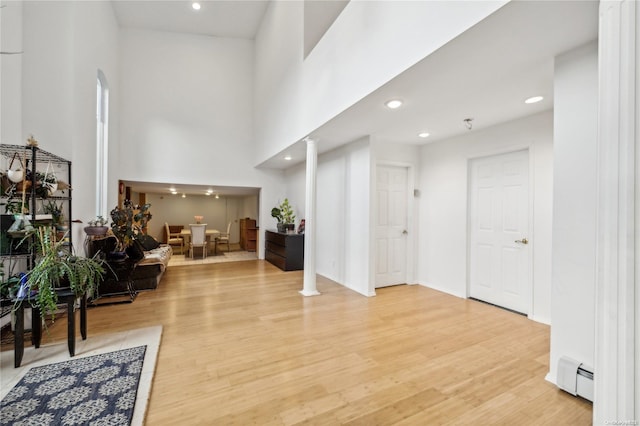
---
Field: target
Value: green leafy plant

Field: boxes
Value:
[42,200,63,225]
[279,198,295,224]
[271,207,282,223]
[271,199,296,232]
[33,171,56,198]
[23,226,106,320]
[0,262,21,299]
[110,200,152,251]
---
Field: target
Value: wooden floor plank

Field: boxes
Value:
[3,260,592,424]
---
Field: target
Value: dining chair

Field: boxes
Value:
[165,222,184,255]
[189,223,207,259]
[216,221,232,253]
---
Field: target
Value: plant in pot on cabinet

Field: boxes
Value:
[21,226,105,321]
[84,215,109,237]
[271,198,296,233]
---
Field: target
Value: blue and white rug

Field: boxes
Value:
[0,346,146,426]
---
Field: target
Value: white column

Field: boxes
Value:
[594,0,638,422]
[300,138,320,296]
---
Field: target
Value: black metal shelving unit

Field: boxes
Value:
[1,144,72,320]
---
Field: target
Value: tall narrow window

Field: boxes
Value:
[96,70,109,217]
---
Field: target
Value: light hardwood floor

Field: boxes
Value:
[10,260,592,424]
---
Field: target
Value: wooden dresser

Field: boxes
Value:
[239,218,258,252]
[265,230,304,271]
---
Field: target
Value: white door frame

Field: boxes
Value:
[369,161,416,296]
[466,145,535,319]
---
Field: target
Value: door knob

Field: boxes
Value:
[515,238,528,244]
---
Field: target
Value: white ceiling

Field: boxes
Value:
[260,0,599,168]
[112,0,599,193]
[122,180,260,198]
[111,0,269,39]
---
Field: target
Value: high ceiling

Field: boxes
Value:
[111,0,599,193]
[111,0,269,39]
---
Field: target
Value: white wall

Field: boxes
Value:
[418,110,554,324]
[548,42,598,383]
[286,137,372,296]
[20,1,120,253]
[254,1,507,165]
[117,28,285,258]
[0,1,23,144]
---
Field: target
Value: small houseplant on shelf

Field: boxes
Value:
[21,226,106,320]
[271,198,296,233]
[110,200,152,253]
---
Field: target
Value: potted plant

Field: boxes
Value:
[0,262,21,300]
[110,200,152,251]
[33,171,57,198]
[22,226,106,320]
[271,198,296,233]
[84,215,109,237]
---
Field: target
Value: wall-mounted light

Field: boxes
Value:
[192,2,201,10]
[284,155,292,161]
[171,190,177,195]
[215,194,220,199]
[182,193,186,198]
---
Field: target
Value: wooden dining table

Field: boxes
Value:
[180,228,220,254]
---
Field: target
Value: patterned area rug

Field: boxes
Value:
[0,346,146,425]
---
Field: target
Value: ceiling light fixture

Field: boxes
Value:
[192,2,201,10]
[463,118,473,130]
[524,96,544,104]
[206,192,211,196]
[385,99,403,109]
[182,193,186,198]
[418,132,430,138]
[215,194,220,199]
[284,155,292,161]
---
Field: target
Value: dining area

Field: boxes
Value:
[164,221,232,258]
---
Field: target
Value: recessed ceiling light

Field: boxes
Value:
[524,96,544,104]
[385,99,403,109]
[418,132,430,138]
[192,2,201,10]
[284,155,292,161]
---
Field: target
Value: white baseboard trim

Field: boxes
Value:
[418,281,466,299]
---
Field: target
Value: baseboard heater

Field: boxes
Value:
[557,356,594,402]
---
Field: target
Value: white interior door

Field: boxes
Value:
[469,150,530,314]
[375,165,408,288]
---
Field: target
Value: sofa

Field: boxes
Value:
[87,235,172,297]
[130,243,172,290]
